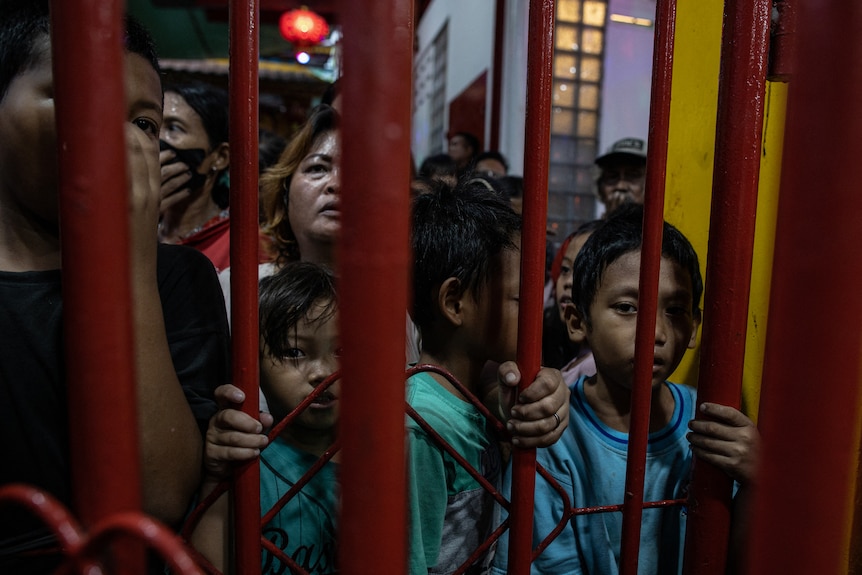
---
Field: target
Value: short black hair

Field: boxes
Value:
[411,178,522,330]
[0,0,161,103]
[418,153,457,181]
[259,262,338,360]
[571,204,703,325]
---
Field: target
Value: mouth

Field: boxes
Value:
[319,201,341,217]
[310,389,338,408]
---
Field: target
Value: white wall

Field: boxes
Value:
[599,0,655,152]
[412,1,497,166]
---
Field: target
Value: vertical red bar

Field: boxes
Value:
[338,0,412,572]
[616,1,675,574]
[228,0,262,572]
[682,1,770,573]
[52,0,143,529]
[747,2,862,573]
[508,0,554,572]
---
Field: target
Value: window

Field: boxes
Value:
[547,0,608,237]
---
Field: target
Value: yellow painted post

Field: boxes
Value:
[664,1,785,423]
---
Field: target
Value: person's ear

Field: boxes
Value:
[564,302,588,344]
[688,309,702,349]
[209,142,230,171]
[438,277,464,327]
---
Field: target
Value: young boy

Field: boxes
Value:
[194,262,340,574]
[0,2,228,572]
[408,180,568,574]
[492,205,759,574]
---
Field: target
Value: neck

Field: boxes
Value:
[0,204,61,271]
[585,375,674,434]
[417,347,486,400]
[297,240,335,267]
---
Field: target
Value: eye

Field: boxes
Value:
[333,347,343,358]
[613,302,637,314]
[666,305,689,317]
[304,162,329,176]
[133,117,159,137]
[559,265,572,277]
[281,347,306,360]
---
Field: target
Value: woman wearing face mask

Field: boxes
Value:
[159,81,270,271]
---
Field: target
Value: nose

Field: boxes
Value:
[327,164,341,195]
[308,354,338,385]
[654,313,668,346]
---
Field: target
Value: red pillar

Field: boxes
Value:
[338,0,413,572]
[52,0,142,530]
[682,0,771,573]
[507,0,555,572]
[228,1,262,573]
[617,0,676,572]
[746,2,862,573]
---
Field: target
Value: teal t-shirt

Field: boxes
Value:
[260,437,338,575]
[406,371,502,575]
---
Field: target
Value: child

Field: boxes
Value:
[492,204,759,574]
[408,180,568,574]
[194,262,340,574]
[542,220,602,384]
[0,3,227,572]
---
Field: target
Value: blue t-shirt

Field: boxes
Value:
[492,375,696,575]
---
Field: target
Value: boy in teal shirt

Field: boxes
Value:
[408,180,568,574]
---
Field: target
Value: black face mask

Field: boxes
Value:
[160,140,209,191]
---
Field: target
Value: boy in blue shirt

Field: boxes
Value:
[408,180,569,574]
[492,205,759,574]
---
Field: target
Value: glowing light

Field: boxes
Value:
[296,51,311,64]
[609,14,653,27]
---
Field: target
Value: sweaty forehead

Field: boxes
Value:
[125,52,163,115]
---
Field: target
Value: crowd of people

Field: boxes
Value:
[0,2,761,575]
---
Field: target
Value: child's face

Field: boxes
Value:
[260,302,340,432]
[469,242,522,363]
[555,233,592,322]
[580,250,698,390]
[0,35,162,226]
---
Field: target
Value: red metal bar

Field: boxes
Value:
[228,0,263,573]
[746,2,862,573]
[338,0,413,572]
[489,0,505,151]
[682,1,771,573]
[508,0,555,572]
[616,1,675,573]
[52,0,142,532]
[767,0,795,82]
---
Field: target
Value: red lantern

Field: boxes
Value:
[279,7,330,47]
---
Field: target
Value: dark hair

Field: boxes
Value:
[418,153,457,181]
[411,178,522,330]
[258,128,287,174]
[259,262,338,360]
[260,104,339,264]
[497,175,524,201]
[475,150,509,173]
[571,204,703,325]
[1,1,160,103]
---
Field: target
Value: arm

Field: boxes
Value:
[191,385,271,572]
[686,402,760,573]
[495,361,569,448]
[126,125,204,524]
